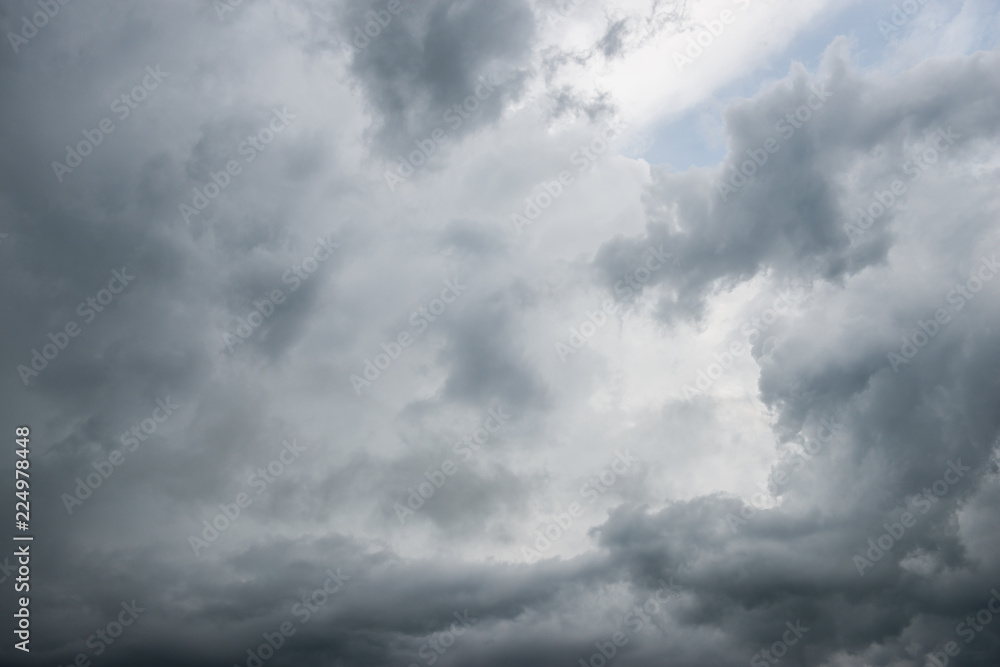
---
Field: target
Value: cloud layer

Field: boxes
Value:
[2,0,1000,665]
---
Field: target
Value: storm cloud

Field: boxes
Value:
[2,0,1000,665]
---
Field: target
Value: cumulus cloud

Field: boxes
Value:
[2,0,1000,665]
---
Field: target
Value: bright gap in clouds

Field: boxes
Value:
[640,0,994,168]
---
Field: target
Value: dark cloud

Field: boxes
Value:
[342,0,537,155]
[2,1,1000,666]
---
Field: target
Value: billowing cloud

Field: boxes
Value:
[2,0,1000,665]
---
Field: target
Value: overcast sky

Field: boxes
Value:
[2,0,1000,665]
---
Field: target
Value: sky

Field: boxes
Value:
[2,0,1000,665]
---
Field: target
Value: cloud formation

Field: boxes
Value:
[2,0,1000,665]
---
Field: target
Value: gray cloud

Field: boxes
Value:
[2,1,1000,665]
